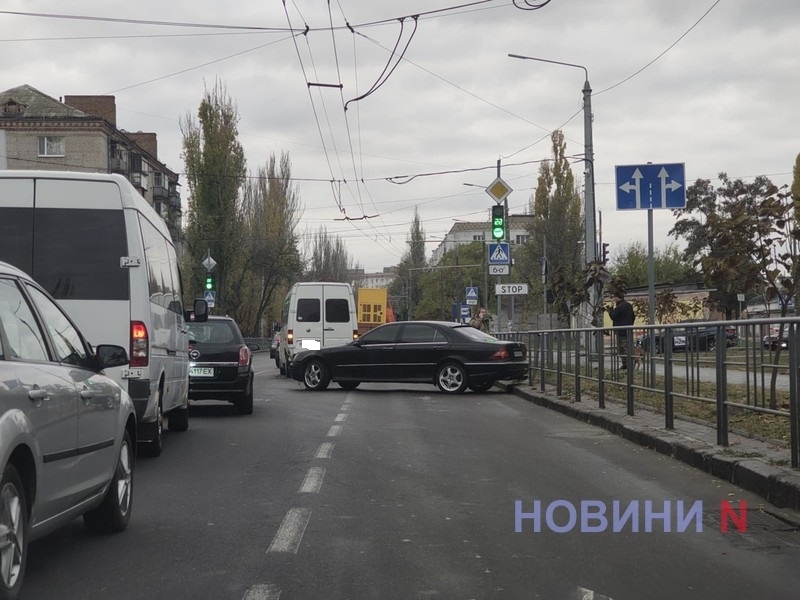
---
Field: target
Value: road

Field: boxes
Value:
[20,353,800,599]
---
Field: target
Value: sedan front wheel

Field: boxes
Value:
[0,464,27,599]
[436,362,468,394]
[303,359,331,391]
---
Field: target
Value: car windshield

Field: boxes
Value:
[187,320,240,344]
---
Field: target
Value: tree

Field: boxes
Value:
[671,173,799,408]
[388,208,426,320]
[232,153,304,335]
[303,226,360,282]
[413,241,487,320]
[516,130,584,325]
[611,241,697,288]
[181,80,247,315]
[670,175,773,317]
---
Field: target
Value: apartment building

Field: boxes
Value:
[430,214,534,265]
[0,84,182,240]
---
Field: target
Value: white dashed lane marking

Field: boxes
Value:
[298,466,326,494]
[267,508,312,554]
[315,442,335,459]
[327,424,342,437]
[242,583,281,600]
[334,413,348,422]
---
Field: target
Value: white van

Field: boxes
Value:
[0,170,207,456]
[278,282,358,375]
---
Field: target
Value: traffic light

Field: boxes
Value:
[601,242,610,264]
[204,272,215,291]
[491,204,505,241]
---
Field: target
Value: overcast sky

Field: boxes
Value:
[3,0,798,273]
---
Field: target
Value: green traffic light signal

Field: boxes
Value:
[491,204,505,241]
[204,273,215,290]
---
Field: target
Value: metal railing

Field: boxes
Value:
[499,317,800,468]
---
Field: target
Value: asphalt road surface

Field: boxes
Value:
[20,353,800,600]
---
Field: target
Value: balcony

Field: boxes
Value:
[130,172,149,191]
[109,156,128,173]
[153,185,168,200]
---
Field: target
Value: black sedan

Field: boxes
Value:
[187,316,260,414]
[288,321,528,394]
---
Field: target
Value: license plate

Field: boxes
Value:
[190,367,214,377]
[513,350,523,358]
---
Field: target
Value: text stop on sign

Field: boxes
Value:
[495,283,529,295]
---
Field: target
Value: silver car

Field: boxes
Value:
[0,261,136,599]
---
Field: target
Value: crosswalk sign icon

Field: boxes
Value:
[488,242,510,264]
[466,287,478,299]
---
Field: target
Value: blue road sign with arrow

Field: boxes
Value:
[615,163,686,210]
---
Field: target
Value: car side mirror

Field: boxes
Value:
[95,344,129,369]
[247,343,261,352]
[186,298,209,323]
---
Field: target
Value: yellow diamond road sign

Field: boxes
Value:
[485,177,512,202]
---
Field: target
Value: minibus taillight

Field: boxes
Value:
[130,321,149,367]
[353,329,359,340]
[287,329,294,344]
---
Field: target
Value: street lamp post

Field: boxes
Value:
[508,53,596,265]
[508,53,598,328]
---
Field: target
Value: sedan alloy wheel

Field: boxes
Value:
[303,359,331,391]
[436,362,468,394]
[0,464,27,597]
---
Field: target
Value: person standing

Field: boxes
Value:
[470,307,490,333]
[607,291,635,369]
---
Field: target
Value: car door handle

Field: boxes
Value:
[80,389,96,401]
[323,328,334,331]
[28,389,48,401]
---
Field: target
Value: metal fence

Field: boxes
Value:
[499,317,800,468]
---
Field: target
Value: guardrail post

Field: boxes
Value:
[789,323,799,468]
[716,326,729,446]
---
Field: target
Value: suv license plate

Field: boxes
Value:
[190,367,214,377]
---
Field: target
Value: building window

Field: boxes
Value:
[38,136,65,157]
[472,234,485,241]
[515,234,530,245]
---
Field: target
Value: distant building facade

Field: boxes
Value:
[0,84,182,240]
[430,215,534,265]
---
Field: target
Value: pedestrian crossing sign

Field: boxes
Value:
[488,242,510,265]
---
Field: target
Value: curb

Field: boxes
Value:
[500,382,800,513]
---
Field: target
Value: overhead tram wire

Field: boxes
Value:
[0,1,546,35]
[331,4,406,256]
[281,1,404,261]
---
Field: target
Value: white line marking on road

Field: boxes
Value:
[572,586,614,600]
[267,508,311,554]
[298,466,326,493]
[341,403,350,411]
[242,583,281,600]
[315,442,335,459]
[327,424,342,437]
[335,413,348,422]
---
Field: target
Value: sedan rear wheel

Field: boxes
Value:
[436,362,468,394]
[303,359,330,391]
[0,464,27,598]
[468,379,495,393]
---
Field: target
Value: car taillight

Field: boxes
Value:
[489,347,509,360]
[287,329,294,344]
[130,321,149,367]
[239,345,251,366]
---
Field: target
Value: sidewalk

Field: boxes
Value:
[499,380,800,513]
